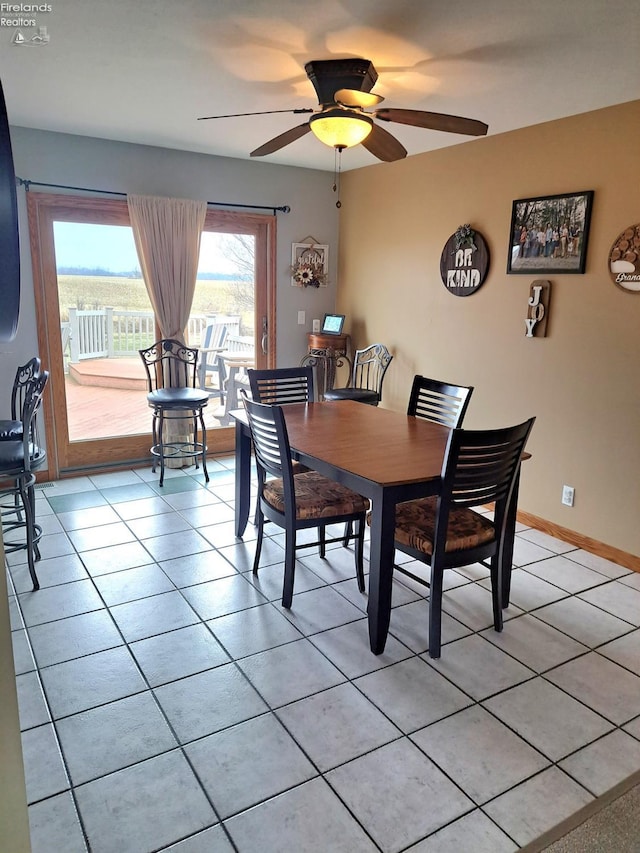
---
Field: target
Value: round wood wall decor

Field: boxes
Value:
[439,227,490,296]
[609,223,640,292]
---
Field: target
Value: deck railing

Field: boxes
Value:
[66,309,239,362]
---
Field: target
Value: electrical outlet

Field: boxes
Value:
[312,318,321,332]
[561,485,575,507]
[297,310,305,325]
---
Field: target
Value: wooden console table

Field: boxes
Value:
[301,332,351,399]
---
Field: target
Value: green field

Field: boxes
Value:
[57,275,254,334]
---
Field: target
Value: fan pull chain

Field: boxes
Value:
[333,146,343,208]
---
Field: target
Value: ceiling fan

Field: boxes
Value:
[198,58,488,162]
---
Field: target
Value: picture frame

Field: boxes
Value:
[291,241,329,287]
[507,190,594,274]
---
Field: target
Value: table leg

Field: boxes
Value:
[367,491,397,654]
[234,419,251,537]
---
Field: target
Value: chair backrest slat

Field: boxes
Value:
[407,375,473,429]
[241,393,293,483]
[442,420,535,514]
[248,366,314,405]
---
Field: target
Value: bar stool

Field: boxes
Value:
[0,369,49,590]
[139,339,210,487]
[0,358,41,524]
[0,356,41,440]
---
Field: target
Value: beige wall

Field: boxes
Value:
[338,100,640,558]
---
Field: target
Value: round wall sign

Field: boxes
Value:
[609,224,640,292]
[439,227,490,296]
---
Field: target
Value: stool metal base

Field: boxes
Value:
[0,473,42,590]
[150,431,209,487]
[150,440,209,486]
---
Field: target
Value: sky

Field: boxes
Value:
[52,222,236,274]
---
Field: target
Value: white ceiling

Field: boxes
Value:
[1,0,638,172]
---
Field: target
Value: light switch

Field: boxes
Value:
[297,310,306,325]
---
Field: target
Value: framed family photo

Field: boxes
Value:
[507,190,594,274]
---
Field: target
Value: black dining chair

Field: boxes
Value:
[0,369,50,590]
[247,366,315,524]
[242,394,369,607]
[407,375,474,428]
[323,343,392,406]
[138,339,210,486]
[384,375,475,561]
[392,417,535,658]
[248,365,315,405]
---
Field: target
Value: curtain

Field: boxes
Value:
[128,194,207,467]
[127,194,207,342]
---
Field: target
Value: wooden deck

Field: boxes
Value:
[69,357,148,391]
[64,359,228,441]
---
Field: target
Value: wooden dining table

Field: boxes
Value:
[231,400,523,655]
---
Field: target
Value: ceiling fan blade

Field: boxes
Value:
[375,108,488,137]
[198,108,313,121]
[250,122,311,157]
[362,123,407,162]
[334,88,384,108]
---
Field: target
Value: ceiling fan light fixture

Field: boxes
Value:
[309,109,372,149]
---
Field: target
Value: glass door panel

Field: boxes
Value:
[28,193,274,477]
[193,231,256,428]
[54,220,153,442]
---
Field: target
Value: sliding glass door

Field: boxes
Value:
[28,193,275,478]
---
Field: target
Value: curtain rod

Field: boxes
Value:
[15,177,290,215]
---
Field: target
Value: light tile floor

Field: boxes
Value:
[6,458,640,853]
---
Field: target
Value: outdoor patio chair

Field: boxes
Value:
[196,321,229,400]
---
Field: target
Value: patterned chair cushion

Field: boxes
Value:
[263,471,369,520]
[393,496,495,555]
